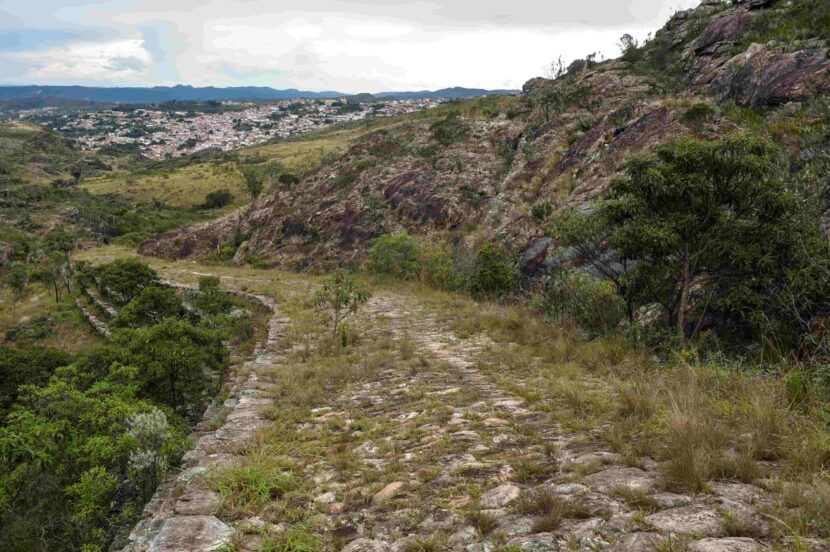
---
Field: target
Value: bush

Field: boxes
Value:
[112,285,186,328]
[110,319,227,418]
[468,241,516,299]
[97,259,159,305]
[5,315,55,342]
[0,362,188,551]
[680,102,716,131]
[542,269,625,333]
[0,346,72,418]
[531,201,554,222]
[193,276,238,316]
[202,188,233,209]
[421,242,464,292]
[430,112,470,146]
[366,232,422,280]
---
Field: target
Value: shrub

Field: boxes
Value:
[202,188,233,209]
[680,102,716,131]
[112,285,186,328]
[194,276,238,315]
[0,362,188,551]
[531,201,554,222]
[468,241,516,299]
[542,269,625,333]
[0,346,72,418]
[278,173,300,187]
[430,112,470,146]
[97,259,159,305]
[110,319,227,418]
[366,232,422,280]
[420,242,464,291]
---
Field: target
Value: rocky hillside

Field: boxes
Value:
[140,0,830,276]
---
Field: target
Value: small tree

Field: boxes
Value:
[193,276,237,316]
[313,270,371,338]
[43,252,67,302]
[241,166,264,199]
[98,259,159,305]
[5,263,29,323]
[44,227,76,284]
[618,33,641,62]
[112,285,185,328]
[589,133,830,346]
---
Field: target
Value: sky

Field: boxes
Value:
[0,0,701,93]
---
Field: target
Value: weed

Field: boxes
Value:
[466,510,499,536]
[212,453,299,518]
[610,486,659,513]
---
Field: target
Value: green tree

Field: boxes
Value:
[468,241,516,299]
[592,134,830,345]
[98,258,159,305]
[4,262,29,322]
[0,346,72,418]
[31,251,69,303]
[241,166,264,199]
[110,319,227,417]
[44,227,76,277]
[112,285,186,328]
[313,270,371,338]
[193,275,237,315]
[0,362,187,552]
[366,232,422,280]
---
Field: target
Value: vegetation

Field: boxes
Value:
[313,270,371,339]
[202,188,234,209]
[554,133,830,350]
[366,232,422,280]
[97,258,159,305]
[0,257,257,551]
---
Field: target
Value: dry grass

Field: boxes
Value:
[82,162,248,209]
[0,284,101,353]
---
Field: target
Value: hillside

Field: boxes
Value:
[3,1,830,551]
[140,0,830,276]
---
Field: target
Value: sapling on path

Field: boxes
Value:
[313,269,371,339]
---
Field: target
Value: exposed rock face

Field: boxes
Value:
[139,0,830,268]
[519,237,553,276]
[709,45,830,105]
[695,12,754,55]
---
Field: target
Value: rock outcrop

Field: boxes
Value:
[139,0,830,275]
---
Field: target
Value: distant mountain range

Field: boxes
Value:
[0,84,518,104]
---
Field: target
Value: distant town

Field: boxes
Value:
[16,97,445,159]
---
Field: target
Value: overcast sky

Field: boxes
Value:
[0,0,700,93]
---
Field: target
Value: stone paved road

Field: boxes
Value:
[122,289,822,552]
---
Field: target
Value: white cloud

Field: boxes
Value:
[2,0,703,90]
[13,37,151,81]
